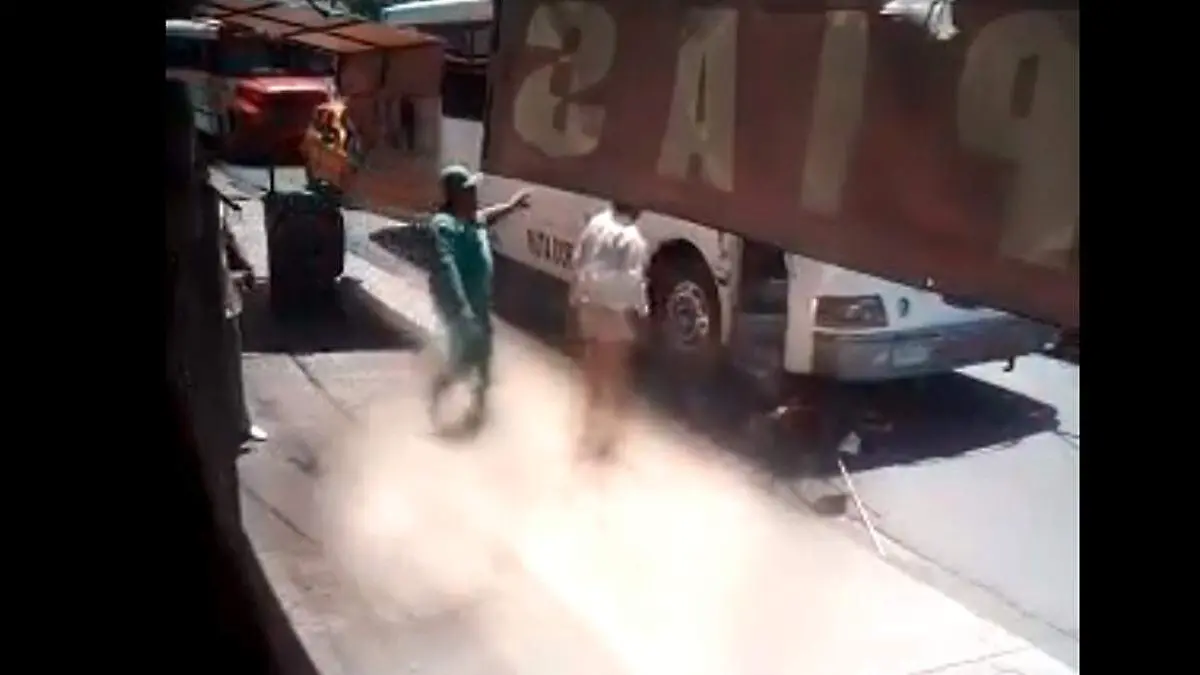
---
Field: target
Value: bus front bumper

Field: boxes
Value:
[810,317,1059,382]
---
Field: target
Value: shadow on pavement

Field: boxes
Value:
[757,374,1061,480]
[241,277,418,355]
[619,360,1060,488]
[369,224,437,272]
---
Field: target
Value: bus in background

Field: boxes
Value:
[381,0,491,165]
[383,0,1060,385]
[380,0,492,70]
[165,18,334,161]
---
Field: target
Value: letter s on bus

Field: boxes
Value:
[958,12,1079,271]
[513,1,617,158]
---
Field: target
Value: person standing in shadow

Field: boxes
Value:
[216,195,269,448]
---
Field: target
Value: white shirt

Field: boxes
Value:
[571,209,649,315]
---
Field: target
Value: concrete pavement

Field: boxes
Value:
[219,185,1077,675]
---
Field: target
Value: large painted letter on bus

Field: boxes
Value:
[484,0,1079,327]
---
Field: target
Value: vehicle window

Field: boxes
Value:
[469,26,491,58]
[442,67,486,122]
[285,45,335,77]
[425,24,490,63]
[215,38,332,78]
[165,35,206,71]
[216,38,277,76]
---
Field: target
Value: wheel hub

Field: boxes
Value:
[665,281,711,352]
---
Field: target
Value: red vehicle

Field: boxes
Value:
[166,18,334,160]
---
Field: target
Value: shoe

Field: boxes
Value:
[245,424,269,443]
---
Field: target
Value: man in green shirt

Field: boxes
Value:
[428,165,530,431]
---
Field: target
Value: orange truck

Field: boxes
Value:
[165,16,334,160]
[194,0,446,214]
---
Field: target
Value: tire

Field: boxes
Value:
[648,250,723,376]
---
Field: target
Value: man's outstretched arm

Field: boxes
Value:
[478,189,532,226]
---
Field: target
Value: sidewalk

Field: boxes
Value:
[222,189,1077,675]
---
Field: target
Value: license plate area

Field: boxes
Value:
[891,341,932,367]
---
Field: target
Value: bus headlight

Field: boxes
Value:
[814,295,889,329]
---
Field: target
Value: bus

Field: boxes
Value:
[383,0,1059,384]
[165,18,335,159]
[382,0,490,132]
[382,0,492,67]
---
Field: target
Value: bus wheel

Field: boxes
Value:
[648,247,723,378]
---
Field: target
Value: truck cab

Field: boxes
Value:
[165,18,333,160]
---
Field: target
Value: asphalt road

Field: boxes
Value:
[220,162,1080,670]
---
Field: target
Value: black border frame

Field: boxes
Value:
[28,1,1165,671]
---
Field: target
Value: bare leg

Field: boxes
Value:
[430,319,471,423]
[463,323,495,432]
[591,339,623,459]
[579,338,606,456]
[605,337,634,452]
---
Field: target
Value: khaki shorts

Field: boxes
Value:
[576,304,636,343]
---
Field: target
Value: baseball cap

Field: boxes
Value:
[440,164,481,193]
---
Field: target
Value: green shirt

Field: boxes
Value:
[429,212,493,319]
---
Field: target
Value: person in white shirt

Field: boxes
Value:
[569,201,649,459]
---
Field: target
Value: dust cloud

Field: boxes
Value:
[309,348,872,674]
